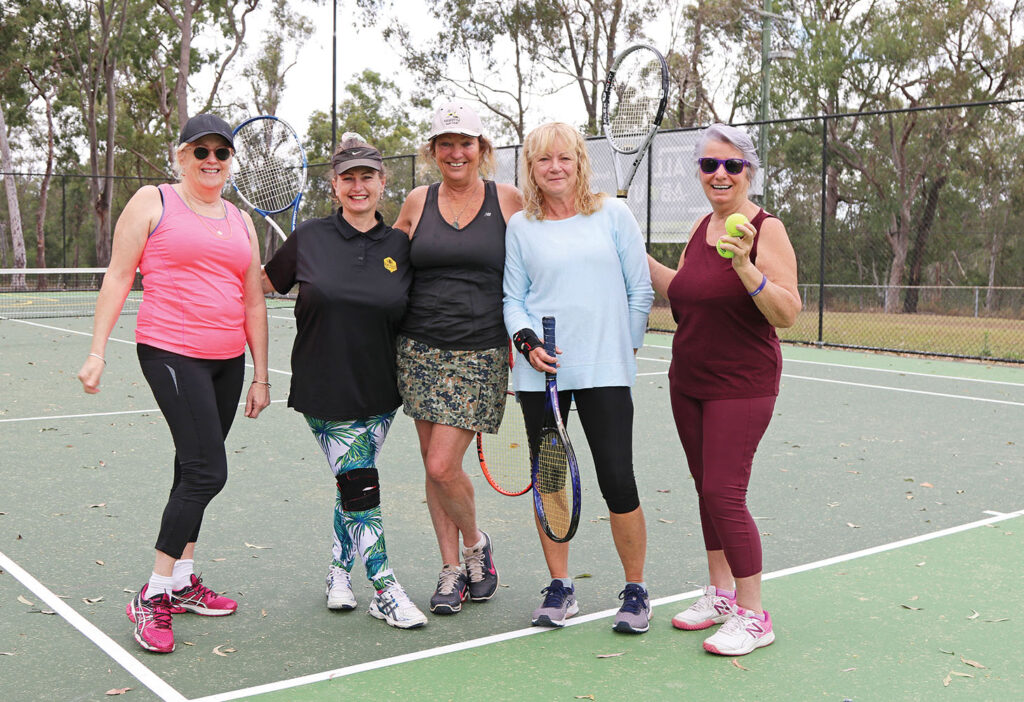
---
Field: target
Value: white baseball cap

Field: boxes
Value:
[428,101,484,139]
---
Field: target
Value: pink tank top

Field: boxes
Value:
[667,209,782,399]
[135,184,252,359]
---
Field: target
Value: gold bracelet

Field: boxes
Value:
[89,353,107,365]
[251,379,271,388]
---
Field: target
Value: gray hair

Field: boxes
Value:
[693,123,760,182]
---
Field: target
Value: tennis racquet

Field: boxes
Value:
[531,316,581,543]
[601,44,669,199]
[231,115,307,241]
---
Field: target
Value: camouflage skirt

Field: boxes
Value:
[396,335,508,434]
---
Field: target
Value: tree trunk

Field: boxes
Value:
[902,174,946,314]
[0,103,27,290]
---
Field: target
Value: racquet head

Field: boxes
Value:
[231,116,307,220]
[602,44,669,155]
[478,391,532,497]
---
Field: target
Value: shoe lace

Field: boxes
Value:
[463,548,484,581]
[436,567,462,595]
[328,566,350,586]
[145,595,174,629]
[618,584,647,614]
[186,574,216,599]
[540,583,569,608]
[382,583,414,609]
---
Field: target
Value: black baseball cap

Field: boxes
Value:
[178,114,234,148]
[331,144,384,174]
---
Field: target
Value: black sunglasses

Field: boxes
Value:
[698,157,749,175]
[194,146,232,161]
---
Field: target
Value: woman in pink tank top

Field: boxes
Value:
[77,114,269,654]
[648,124,801,657]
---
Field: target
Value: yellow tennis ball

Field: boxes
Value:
[725,212,749,237]
[718,212,750,258]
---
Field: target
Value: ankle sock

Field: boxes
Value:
[172,559,194,590]
[146,573,175,599]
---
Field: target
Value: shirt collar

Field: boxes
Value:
[333,209,387,240]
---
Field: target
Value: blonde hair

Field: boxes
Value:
[419,134,496,179]
[520,122,606,221]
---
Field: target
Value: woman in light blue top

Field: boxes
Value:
[503,121,654,634]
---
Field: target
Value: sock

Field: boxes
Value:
[555,577,573,589]
[739,606,766,621]
[172,559,194,591]
[627,581,648,592]
[146,573,176,599]
[715,586,736,599]
[465,534,487,552]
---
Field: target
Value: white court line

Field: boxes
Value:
[191,508,1024,702]
[0,399,290,424]
[0,551,188,702]
[783,357,1024,387]
[643,342,1024,387]
[782,374,1024,407]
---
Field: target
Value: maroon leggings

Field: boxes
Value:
[669,390,776,579]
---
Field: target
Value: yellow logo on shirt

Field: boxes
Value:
[383,257,397,273]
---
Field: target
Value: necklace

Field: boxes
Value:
[181,187,231,239]
[441,181,482,230]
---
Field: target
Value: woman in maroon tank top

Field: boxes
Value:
[648,124,801,657]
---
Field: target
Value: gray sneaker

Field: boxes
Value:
[462,531,499,601]
[429,564,469,614]
[531,579,579,627]
[612,583,651,634]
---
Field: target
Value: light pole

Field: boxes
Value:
[756,0,793,206]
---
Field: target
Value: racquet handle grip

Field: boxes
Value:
[542,316,556,356]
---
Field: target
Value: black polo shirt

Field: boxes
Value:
[264,210,411,421]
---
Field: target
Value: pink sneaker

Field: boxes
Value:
[672,585,736,630]
[170,574,237,616]
[703,607,775,656]
[126,585,175,653]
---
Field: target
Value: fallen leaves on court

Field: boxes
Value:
[213,644,237,656]
[595,652,624,658]
[105,688,132,696]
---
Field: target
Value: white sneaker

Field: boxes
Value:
[703,607,775,656]
[326,565,357,611]
[671,585,735,630]
[369,582,428,629]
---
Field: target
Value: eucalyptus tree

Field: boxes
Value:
[771,0,1024,313]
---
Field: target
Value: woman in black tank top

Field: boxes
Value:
[393,101,523,615]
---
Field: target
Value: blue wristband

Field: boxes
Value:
[749,274,767,297]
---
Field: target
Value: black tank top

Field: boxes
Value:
[400,180,507,350]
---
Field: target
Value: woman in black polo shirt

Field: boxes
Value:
[262,135,426,629]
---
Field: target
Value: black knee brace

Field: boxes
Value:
[336,468,380,511]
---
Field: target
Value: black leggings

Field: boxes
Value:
[138,344,244,559]
[517,386,639,514]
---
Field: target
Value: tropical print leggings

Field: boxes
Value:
[304,410,396,591]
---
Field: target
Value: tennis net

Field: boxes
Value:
[0,267,297,320]
[0,268,142,320]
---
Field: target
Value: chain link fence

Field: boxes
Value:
[3,99,1022,361]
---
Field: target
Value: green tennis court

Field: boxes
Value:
[2,310,1022,701]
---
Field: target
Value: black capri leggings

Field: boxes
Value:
[517,386,639,514]
[137,344,244,559]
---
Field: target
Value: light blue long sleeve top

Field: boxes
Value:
[503,197,654,392]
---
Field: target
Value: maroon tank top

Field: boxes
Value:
[667,209,782,399]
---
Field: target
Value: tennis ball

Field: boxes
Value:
[725,212,749,237]
[718,212,750,258]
